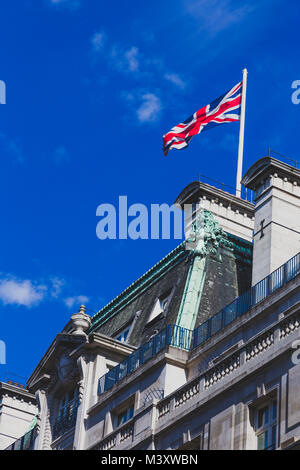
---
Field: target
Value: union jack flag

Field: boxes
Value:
[163,80,243,156]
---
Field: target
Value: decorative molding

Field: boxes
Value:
[71,305,91,337]
[186,209,233,255]
[176,210,233,331]
[77,356,88,404]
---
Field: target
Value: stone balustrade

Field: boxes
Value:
[91,308,300,450]
[175,378,200,407]
[245,330,274,361]
[204,353,240,389]
[280,312,300,338]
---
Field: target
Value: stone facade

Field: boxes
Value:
[6,156,300,451]
[0,382,37,450]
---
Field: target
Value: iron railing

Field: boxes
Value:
[98,324,193,395]
[98,251,300,396]
[53,400,79,440]
[5,427,37,450]
[192,251,300,349]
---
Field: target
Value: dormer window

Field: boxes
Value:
[147,291,171,325]
[115,326,130,343]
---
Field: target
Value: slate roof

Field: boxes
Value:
[89,234,252,348]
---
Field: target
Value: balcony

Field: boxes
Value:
[53,400,79,440]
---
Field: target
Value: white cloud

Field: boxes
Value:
[50,277,65,298]
[125,47,139,72]
[64,295,89,309]
[90,32,140,75]
[91,31,106,52]
[164,73,185,89]
[185,0,254,34]
[137,93,162,123]
[185,0,253,34]
[89,32,188,125]
[0,278,46,307]
[0,272,92,311]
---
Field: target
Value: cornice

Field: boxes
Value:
[88,332,137,356]
[0,381,36,401]
[27,334,87,391]
[174,181,254,216]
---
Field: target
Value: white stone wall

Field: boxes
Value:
[252,174,300,285]
[0,391,37,450]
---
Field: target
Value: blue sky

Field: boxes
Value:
[0,0,299,382]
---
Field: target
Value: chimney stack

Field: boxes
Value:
[242,157,300,285]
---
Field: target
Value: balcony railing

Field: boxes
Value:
[5,427,37,450]
[192,251,300,349]
[92,307,300,450]
[53,400,79,440]
[98,251,300,396]
[98,324,193,395]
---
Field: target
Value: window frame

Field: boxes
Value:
[111,395,136,431]
[115,325,131,343]
[146,290,173,326]
[255,399,278,450]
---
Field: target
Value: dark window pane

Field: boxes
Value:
[272,401,277,420]
[128,406,134,420]
[271,425,277,446]
[257,431,268,450]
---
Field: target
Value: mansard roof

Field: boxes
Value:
[89,241,188,335]
[89,231,252,348]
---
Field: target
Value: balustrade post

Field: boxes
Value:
[239,348,246,366]
[274,324,281,343]
[115,429,121,446]
[169,395,176,413]
[151,399,158,433]
[199,376,206,392]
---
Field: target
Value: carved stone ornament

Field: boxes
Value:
[71,305,91,337]
[186,209,233,255]
[56,351,78,386]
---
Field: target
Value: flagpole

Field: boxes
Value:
[236,68,248,198]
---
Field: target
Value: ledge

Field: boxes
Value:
[87,347,189,417]
[88,332,137,357]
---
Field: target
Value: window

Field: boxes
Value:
[256,400,277,450]
[57,387,79,420]
[116,404,134,428]
[147,292,171,324]
[115,326,131,343]
[53,387,79,440]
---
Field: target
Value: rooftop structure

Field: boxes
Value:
[4,156,300,451]
[0,381,37,450]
